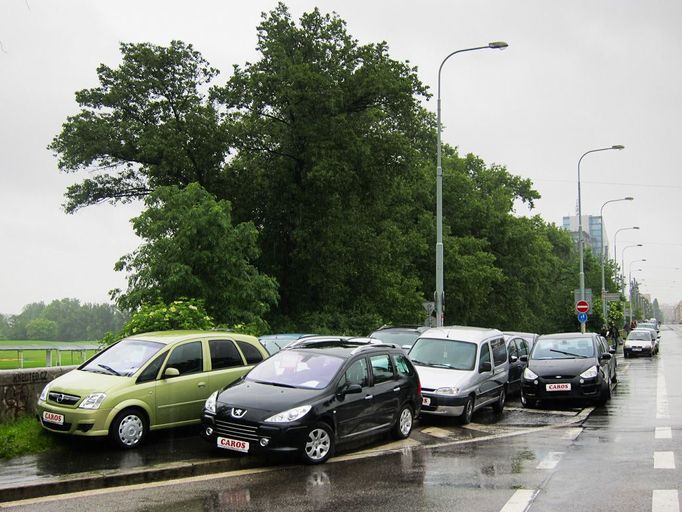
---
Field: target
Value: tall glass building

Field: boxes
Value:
[562,215,609,258]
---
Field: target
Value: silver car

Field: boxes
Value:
[408,326,509,424]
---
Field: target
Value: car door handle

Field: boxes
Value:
[197,382,206,388]
[393,387,401,392]
[364,394,374,400]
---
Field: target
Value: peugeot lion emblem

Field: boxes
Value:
[231,408,247,418]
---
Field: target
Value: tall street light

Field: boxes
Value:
[613,226,640,269]
[577,145,625,333]
[435,41,508,327]
[628,259,646,323]
[621,243,643,293]
[599,197,634,323]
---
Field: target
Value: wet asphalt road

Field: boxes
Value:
[3,325,681,511]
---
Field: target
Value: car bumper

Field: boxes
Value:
[521,376,605,402]
[624,345,653,356]
[201,413,310,455]
[419,393,469,417]
[36,401,111,436]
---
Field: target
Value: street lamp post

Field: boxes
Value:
[435,41,508,327]
[620,243,643,293]
[599,197,634,324]
[628,259,646,323]
[577,145,625,333]
[613,226,640,272]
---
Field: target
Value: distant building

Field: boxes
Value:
[562,215,609,257]
[674,302,682,323]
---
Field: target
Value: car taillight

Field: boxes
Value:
[417,379,421,396]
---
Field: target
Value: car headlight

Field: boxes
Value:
[78,393,107,410]
[204,391,218,415]
[265,405,311,423]
[523,368,538,380]
[580,366,599,379]
[434,386,460,395]
[39,384,50,402]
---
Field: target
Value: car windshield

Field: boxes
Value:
[409,338,477,370]
[81,339,165,377]
[628,331,650,340]
[370,331,420,347]
[246,350,344,389]
[531,337,594,359]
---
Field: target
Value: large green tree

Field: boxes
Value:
[48,40,229,213]
[212,3,435,331]
[112,183,278,330]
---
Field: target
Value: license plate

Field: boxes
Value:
[217,437,249,453]
[42,411,64,425]
[422,396,431,406]
[546,383,571,392]
[632,347,642,351]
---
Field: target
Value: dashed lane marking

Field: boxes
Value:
[654,451,676,469]
[652,490,680,512]
[536,451,564,470]
[499,489,537,512]
[421,427,453,439]
[561,427,583,441]
[656,427,673,440]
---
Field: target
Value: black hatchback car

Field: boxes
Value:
[201,337,421,464]
[520,332,616,407]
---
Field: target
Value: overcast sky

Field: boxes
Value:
[1,0,681,316]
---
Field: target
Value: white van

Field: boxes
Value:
[408,326,509,424]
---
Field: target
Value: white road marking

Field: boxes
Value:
[654,451,676,469]
[500,489,537,512]
[652,490,680,512]
[657,361,670,419]
[656,427,673,440]
[561,427,583,440]
[421,427,452,439]
[536,451,564,470]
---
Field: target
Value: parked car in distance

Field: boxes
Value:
[368,325,430,352]
[37,331,268,449]
[258,333,317,355]
[520,332,616,408]
[504,334,531,395]
[201,338,421,464]
[624,329,657,358]
[409,326,509,424]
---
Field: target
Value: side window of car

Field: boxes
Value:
[491,338,507,366]
[137,352,167,383]
[370,354,395,384]
[518,340,529,357]
[165,341,203,376]
[508,340,519,360]
[394,354,415,376]
[479,342,491,369]
[343,358,369,388]
[236,340,264,365]
[209,339,243,370]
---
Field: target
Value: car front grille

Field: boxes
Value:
[214,419,259,442]
[48,392,81,406]
[40,419,72,432]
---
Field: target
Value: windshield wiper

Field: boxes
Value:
[253,380,297,388]
[410,359,431,366]
[549,349,587,359]
[97,363,122,376]
[429,363,457,369]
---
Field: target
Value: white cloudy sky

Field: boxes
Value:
[1,0,681,316]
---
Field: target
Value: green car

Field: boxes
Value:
[37,330,268,449]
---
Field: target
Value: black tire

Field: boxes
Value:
[492,387,506,413]
[612,370,618,384]
[458,396,474,425]
[596,376,612,406]
[520,392,536,408]
[392,404,414,439]
[301,422,334,465]
[109,408,148,449]
[623,352,629,359]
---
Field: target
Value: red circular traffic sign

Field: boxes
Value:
[575,300,590,313]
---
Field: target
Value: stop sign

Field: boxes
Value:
[576,300,590,313]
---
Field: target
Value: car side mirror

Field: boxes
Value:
[479,362,492,373]
[600,353,612,361]
[163,367,180,378]
[609,348,616,354]
[509,355,518,363]
[338,383,362,397]
[520,355,528,362]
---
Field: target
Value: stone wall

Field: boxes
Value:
[0,367,76,422]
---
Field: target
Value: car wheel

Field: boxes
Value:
[520,392,536,408]
[596,376,612,406]
[109,408,148,449]
[623,352,629,359]
[492,387,506,413]
[458,396,474,424]
[301,423,334,465]
[612,370,618,384]
[392,404,414,439]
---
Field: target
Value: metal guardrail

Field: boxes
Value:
[0,344,100,368]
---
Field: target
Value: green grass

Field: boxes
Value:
[0,340,99,370]
[0,415,58,459]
